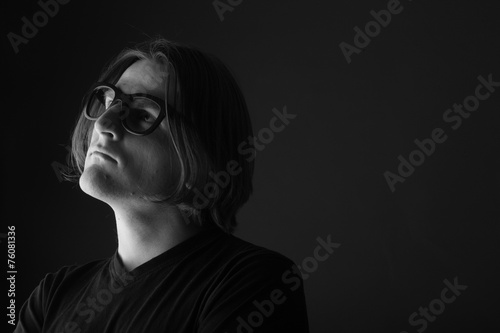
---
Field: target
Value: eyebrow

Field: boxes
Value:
[116,81,165,101]
[116,81,146,95]
[131,97,158,108]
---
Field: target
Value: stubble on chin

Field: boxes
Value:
[79,165,119,201]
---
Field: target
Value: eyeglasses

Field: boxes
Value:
[84,82,175,136]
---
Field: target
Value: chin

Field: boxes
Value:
[79,165,119,201]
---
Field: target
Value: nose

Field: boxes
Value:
[93,101,129,140]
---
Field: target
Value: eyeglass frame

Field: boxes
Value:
[84,82,176,136]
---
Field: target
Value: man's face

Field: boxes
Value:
[79,59,181,204]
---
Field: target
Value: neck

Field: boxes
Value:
[112,202,205,271]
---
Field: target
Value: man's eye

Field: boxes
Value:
[131,109,156,123]
[141,111,154,122]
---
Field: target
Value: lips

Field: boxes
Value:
[90,149,117,163]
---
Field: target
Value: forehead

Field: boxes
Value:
[116,59,168,100]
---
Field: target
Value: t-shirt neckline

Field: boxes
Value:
[109,226,224,283]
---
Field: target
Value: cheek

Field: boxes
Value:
[136,136,181,182]
[88,125,98,143]
[83,129,98,167]
[152,142,180,178]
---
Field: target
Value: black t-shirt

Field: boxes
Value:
[14,227,309,332]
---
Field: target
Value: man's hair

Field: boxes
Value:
[66,37,254,234]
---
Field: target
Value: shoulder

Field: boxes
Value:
[197,234,309,332]
[203,232,302,293]
[217,233,296,274]
[35,256,110,295]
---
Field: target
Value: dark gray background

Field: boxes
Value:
[3,0,500,332]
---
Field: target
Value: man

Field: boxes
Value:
[15,38,309,332]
